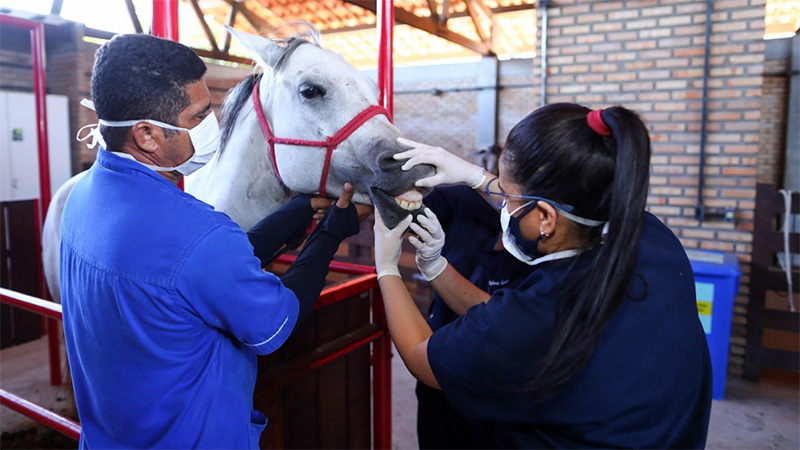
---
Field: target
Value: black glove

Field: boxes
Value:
[247,194,315,267]
[280,202,359,321]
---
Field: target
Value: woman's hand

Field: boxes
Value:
[395,137,486,189]
[373,211,413,280]
[409,208,448,281]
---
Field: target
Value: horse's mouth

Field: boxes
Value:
[369,186,428,228]
[391,189,424,211]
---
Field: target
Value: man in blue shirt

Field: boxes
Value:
[61,34,361,448]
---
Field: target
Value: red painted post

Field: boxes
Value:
[152,0,180,41]
[375,1,394,447]
[152,0,184,190]
[0,14,60,386]
[371,288,392,450]
[377,0,395,121]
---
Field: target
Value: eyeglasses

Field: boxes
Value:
[482,176,575,213]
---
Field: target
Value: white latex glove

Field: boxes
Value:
[395,137,486,189]
[373,212,413,280]
[408,208,448,281]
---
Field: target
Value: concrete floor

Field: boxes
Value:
[2,337,798,449]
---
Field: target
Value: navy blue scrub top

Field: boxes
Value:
[427,212,713,448]
[423,186,530,330]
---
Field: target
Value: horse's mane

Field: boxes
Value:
[219,23,321,153]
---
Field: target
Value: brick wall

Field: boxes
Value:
[532,0,767,377]
[758,39,791,186]
[0,48,34,91]
[393,0,775,378]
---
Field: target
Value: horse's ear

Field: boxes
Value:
[225,25,281,69]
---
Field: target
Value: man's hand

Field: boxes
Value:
[310,197,334,221]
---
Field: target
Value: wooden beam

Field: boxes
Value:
[320,3,536,36]
[225,0,267,33]
[83,27,252,66]
[124,0,143,34]
[343,0,491,55]
[189,0,220,52]
[441,0,449,23]
[425,0,438,20]
[464,0,489,44]
[467,0,492,18]
[222,3,238,53]
[193,48,253,65]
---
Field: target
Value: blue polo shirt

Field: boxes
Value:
[428,213,713,448]
[60,149,299,449]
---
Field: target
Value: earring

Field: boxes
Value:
[539,227,550,240]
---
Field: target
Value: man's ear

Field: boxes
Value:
[130,122,160,155]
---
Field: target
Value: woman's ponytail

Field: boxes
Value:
[526,105,652,398]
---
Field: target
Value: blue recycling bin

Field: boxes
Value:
[685,249,741,400]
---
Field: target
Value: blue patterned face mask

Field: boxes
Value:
[500,201,542,264]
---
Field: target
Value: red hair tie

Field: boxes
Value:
[587,109,611,136]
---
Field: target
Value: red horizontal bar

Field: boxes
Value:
[309,329,385,370]
[0,13,39,30]
[0,389,81,441]
[274,255,375,275]
[316,274,378,309]
[0,288,62,321]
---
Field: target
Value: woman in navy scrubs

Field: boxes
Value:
[374,103,713,448]
[417,185,533,449]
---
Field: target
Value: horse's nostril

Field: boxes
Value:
[377,152,403,172]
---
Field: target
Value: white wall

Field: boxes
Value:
[0,92,71,202]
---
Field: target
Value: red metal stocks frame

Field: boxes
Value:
[0,261,391,447]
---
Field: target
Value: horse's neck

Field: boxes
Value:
[187,106,290,230]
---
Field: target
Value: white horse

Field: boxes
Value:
[42,25,433,303]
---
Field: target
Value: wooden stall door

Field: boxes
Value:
[254,289,373,449]
[744,184,800,380]
[0,200,43,348]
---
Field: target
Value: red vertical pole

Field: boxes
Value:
[371,288,391,450]
[151,0,180,41]
[375,2,394,447]
[0,14,62,387]
[151,0,184,190]
[377,0,394,121]
[30,21,62,387]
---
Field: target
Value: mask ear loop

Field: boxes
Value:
[76,123,106,149]
[76,98,106,149]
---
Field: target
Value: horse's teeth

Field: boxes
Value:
[394,196,422,210]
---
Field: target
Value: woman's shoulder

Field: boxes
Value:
[638,212,693,273]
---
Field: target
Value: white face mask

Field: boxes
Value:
[76,99,221,177]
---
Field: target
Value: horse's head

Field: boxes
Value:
[226,25,435,228]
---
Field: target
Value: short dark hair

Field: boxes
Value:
[91,34,207,150]
[504,103,652,398]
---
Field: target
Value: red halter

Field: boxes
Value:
[251,80,390,197]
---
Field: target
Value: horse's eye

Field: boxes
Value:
[299,84,324,99]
